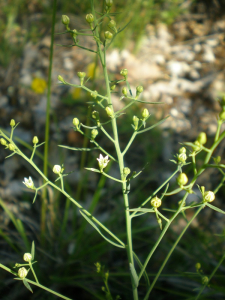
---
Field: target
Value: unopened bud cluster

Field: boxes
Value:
[151,196,162,208]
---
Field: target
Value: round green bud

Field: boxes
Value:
[105,0,113,7]
[122,87,128,96]
[23,253,32,262]
[108,20,117,32]
[204,191,215,203]
[179,147,186,154]
[136,86,144,94]
[92,111,99,120]
[8,143,15,151]
[120,69,128,77]
[195,263,201,270]
[91,129,98,140]
[33,136,39,145]
[104,31,113,40]
[197,132,207,145]
[105,106,114,117]
[95,262,101,273]
[142,108,149,119]
[73,118,80,127]
[86,14,94,24]
[151,196,162,208]
[111,85,116,91]
[91,90,98,99]
[53,165,62,175]
[123,167,131,176]
[219,110,225,121]
[18,267,28,279]
[192,140,201,151]
[0,138,7,146]
[178,153,187,163]
[214,156,221,164]
[133,116,139,130]
[177,173,188,186]
[10,119,15,127]
[58,75,65,83]
[61,15,70,26]
[202,276,209,285]
[77,72,86,79]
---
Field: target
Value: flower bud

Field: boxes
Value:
[91,90,98,99]
[179,147,186,154]
[23,253,32,262]
[105,0,113,7]
[104,31,113,40]
[62,15,70,26]
[18,267,28,279]
[95,262,101,273]
[58,75,66,84]
[92,111,99,120]
[53,165,62,175]
[33,136,39,145]
[197,132,207,145]
[77,72,86,86]
[177,173,188,186]
[86,14,94,24]
[202,276,209,285]
[8,143,15,151]
[133,116,139,130]
[111,85,116,91]
[108,20,117,32]
[73,118,80,128]
[195,263,201,271]
[10,119,15,127]
[122,87,128,97]
[151,196,162,208]
[0,138,7,146]
[136,86,143,98]
[214,156,221,164]
[91,129,98,140]
[105,106,114,118]
[219,110,225,121]
[192,140,201,151]
[123,167,131,177]
[178,153,187,163]
[142,108,149,119]
[120,69,128,78]
[204,191,215,203]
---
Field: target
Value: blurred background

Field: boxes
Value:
[0,0,225,299]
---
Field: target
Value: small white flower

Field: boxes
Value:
[97,154,110,171]
[18,267,28,279]
[204,191,215,203]
[23,253,32,262]
[23,177,35,189]
[53,165,62,175]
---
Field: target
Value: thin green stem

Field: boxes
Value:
[214,120,223,142]
[100,126,115,143]
[29,262,39,284]
[30,145,36,161]
[122,131,137,156]
[195,251,225,300]
[192,153,197,175]
[42,0,57,242]
[143,205,204,300]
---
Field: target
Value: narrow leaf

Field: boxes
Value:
[79,210,124,248]
[133,252,150,287]
[129,263,139,288]
[23,279,33,293]
[206,203,225,214]
[85,168,101,173]
[137,115,170,134]
[58,145,96,151]
[31,241,35,261]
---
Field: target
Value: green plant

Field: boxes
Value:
[0,1,225,299]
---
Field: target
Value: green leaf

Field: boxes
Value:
[58,145,96,151]
[31,241,35,261]
[85,168,101,173]
[129,208,154,213]
[79,210,124,248]
[129,263,139,288]
[36,142,45,148]
[133,251,150,287]
[206,203,225,214]
[23,279,33,293]
[32,190,38,204]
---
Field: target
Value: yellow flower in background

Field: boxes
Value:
[71,87,81,99]
[87,62,99,79]
[31,78,47,94]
